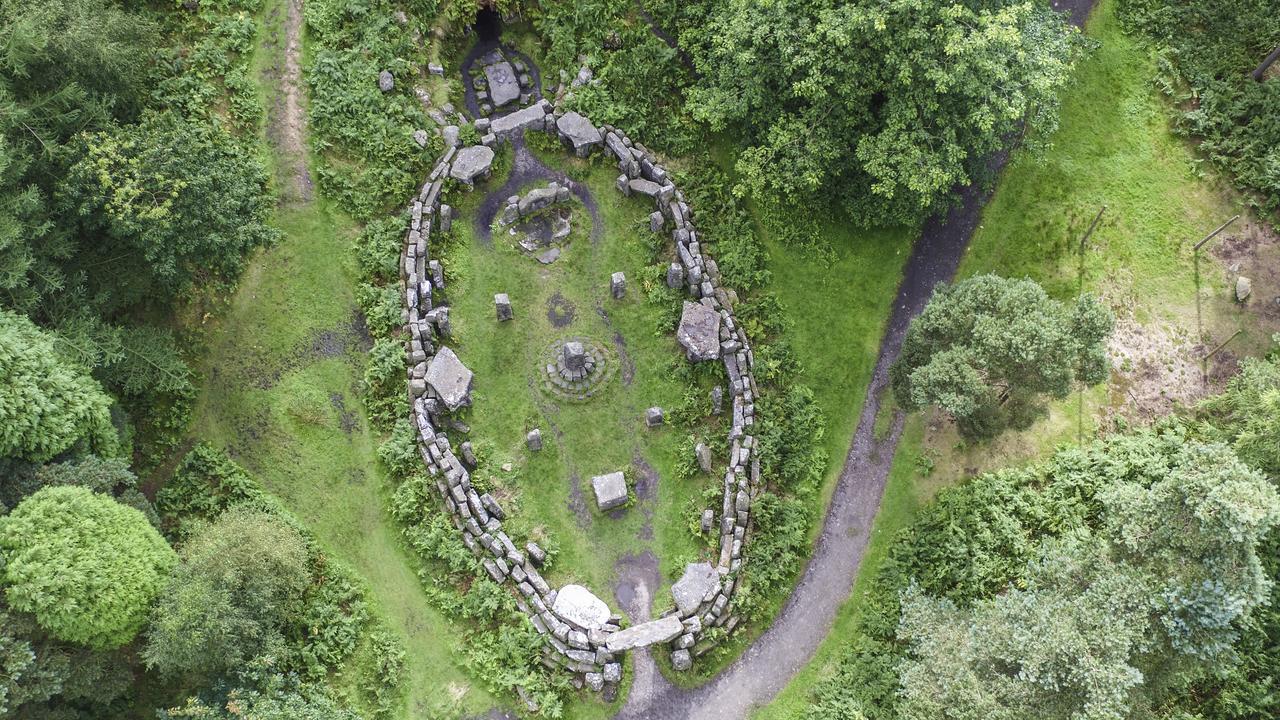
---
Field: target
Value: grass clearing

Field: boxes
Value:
[437,149,705,602]
[758,0,1279,715]
[182,1,496,716]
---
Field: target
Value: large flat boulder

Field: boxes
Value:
[484,60,520,107]
[556,111,602,157]
[677,301,720,362]
[518,184,560,216]
[605,615,683,652]
[491,103,549,135]
[671,562,720,617]
[425,346,474,411]
[449,145,494,186]
[552,584,611,630]
[591,471,627,511]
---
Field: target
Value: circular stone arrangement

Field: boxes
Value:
[398,54,765,694]
[540,336,615,401]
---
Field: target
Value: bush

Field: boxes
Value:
[0,486,175,649]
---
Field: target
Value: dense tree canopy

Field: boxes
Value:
[0,486,175,649]
[0,309,117,462]
[680,0,1081,223]
[898,441,1280,720]
[61,111,279,311]
[145,507,310,676]
[890,274,1113,439]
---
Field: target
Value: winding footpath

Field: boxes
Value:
[610,0,1099,717]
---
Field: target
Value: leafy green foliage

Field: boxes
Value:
[304,0,439,219]
[61,111,278,310]
[0,486,175,649]
[144,507,311,677]
[680,0,1082,224]
[897,442,1279,720]
[0,310,117,462]
[159,674,360,720]
[891,275,1113,440]
[1118,0,1280,213]
[1198,356,1280,476]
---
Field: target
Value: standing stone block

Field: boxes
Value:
[711,386,724,415]
[527,428,543,451]
[591,471,627,511]
[667,263,685,289]
[646,407,664,427]
[563,341,586,372]
[555,111,603,157]
[610,272,626,299]
[672,562,721,617]
[440,204,453,232]
[695,443,712,474]
[677,301,721,362]
[495,293,513,321]
[424,347,473,411]
[700,508,714,534]
[527,542,547,566]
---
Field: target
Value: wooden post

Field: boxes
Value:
[1203,329,1243,362]
[1253,44,1280,82]
[1194,214,1240,251]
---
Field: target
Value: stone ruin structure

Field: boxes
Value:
[398,70,763,694]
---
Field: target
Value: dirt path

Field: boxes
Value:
[610,1,1099,717]
[475,133,604,247]
[262,0,313,203]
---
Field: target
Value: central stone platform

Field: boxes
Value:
[540,336,615,401]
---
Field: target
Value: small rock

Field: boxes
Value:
[460,441,478,469]
[650,211,665,233]
[646,407,664,428]
[611,271,626,299]
[501,462,513,472]
[412,129,430,148]
[603,662,622,683]
[585,672,604,692]
[428,62,444,76]
[495,293,513,321]
[526,428,543,451]
[442,125,460,148]
[695,443,712,473]
[1237,275,1253,302]
[378,70,394,92]
[671,649,692,671]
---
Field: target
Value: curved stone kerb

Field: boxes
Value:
[396,102,763,691]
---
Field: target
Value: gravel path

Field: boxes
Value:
[458,2,1098,716]
[609,2,1098,718]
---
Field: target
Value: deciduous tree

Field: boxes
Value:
[890,275,1112,440]
[144,507,310,676]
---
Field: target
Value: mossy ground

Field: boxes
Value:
[759,1,1279,716]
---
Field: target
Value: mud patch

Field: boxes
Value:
[329,392,358,434]
[613,549,660,620]
[567,472,592,529]
[1212,219,1280,325]
[546,292,575,328]
[1105,315,1211,422]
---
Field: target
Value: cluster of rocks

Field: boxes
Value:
[586,116,762,666]
[396,95,762,690]
[472,48,537,115]
[539,337,614,401]
[500,181,572,226]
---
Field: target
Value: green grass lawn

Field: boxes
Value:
[183,1,498,716]
[757,0,1272,715]
[438,146,709,609]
